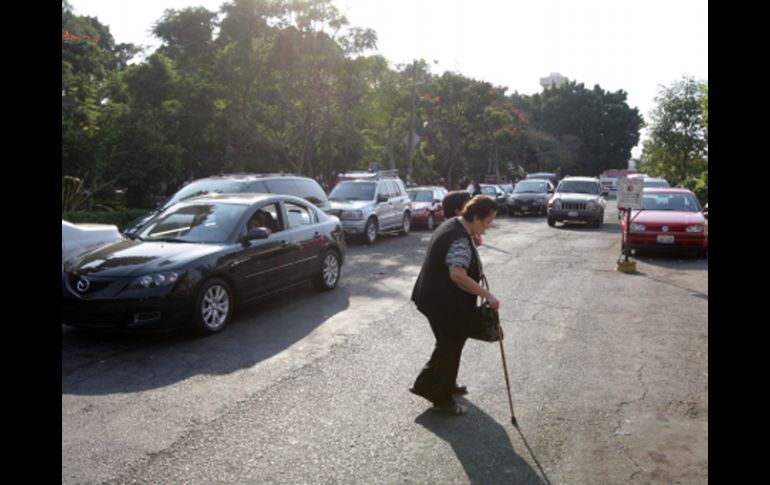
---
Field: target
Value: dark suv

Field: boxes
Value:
[123,174,330,235]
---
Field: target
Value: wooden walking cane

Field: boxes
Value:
[497,324,518,427]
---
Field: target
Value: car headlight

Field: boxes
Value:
[131,271,184,289]
[340,210,363,220]
[686,225,704,233]
[630,223,646,231]
[548,199,561,209]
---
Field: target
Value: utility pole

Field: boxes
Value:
[407,60,417,185]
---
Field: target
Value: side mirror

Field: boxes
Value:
[377,194,389,203]
[240,228,270,245]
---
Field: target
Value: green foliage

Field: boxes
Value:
[639,77,708,186]
[530,81,643,175]
[62,1,644,208]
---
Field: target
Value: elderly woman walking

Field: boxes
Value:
[409,195,500,415]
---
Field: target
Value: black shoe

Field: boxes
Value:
[409,386,434,401]
[453,384,468,395]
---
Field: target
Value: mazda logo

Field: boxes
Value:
[76,277,90,293]
[662,226,669,232]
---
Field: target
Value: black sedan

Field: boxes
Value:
[506,179,554,216]
[62,193,346,335]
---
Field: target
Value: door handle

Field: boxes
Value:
[280,240,290,247]
[313,232,323,239]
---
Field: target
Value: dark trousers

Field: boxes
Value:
[412,315,468,408]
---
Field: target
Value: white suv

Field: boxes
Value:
[547,176,608,228]
[328,170,411,244]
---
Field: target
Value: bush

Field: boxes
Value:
[62,208,151,228]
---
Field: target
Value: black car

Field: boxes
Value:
[506,179,554,216]
[63,193,346,335]
[123,173,331,235]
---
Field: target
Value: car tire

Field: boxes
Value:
[399,213,410,235]
[426,213,435,231]
[547,216,556,227]
[363,218,378,244]
[313,249,341,291]
[595,211,604,228]
[191,277,233,335]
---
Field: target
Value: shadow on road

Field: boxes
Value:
[62,284,351,395]
[415,400,549,485]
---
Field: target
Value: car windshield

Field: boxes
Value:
[138,202,250,243]
[557,181,599,194]
[642,193,700,212]
[408,190,433,202]
[480,186,497,196]
[514,181,548,193]
[165,181,246,207]
[329,182,375,201]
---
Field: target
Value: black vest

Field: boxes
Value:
[411,218,481,322]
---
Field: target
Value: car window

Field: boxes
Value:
[285,201,315,228]
[408,190,433,202]
[264,179,300,198]
[514,181,548,193]
[259,203,284,232]
[165,180,246,207]
[557,181,600,194]
[248,181,268,193]
[378,181,392,199]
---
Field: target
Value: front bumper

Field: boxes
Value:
[62,273,194,330]
[339,219,367,235]
[547,208,602,222]
[507,199,547,214]
[627,232,708,252]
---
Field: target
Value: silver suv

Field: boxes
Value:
[328,170,411,244]
[547,176,608,228]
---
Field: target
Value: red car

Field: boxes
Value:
[621,188,708,257]
[407,186,447,230]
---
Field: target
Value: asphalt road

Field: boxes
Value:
[62,201,708,484]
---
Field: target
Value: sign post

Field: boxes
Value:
[617,177,644,263]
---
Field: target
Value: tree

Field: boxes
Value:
[639,77,708,186]
[62,1,138,184]
[530,81,643,175]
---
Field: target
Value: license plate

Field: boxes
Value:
[657,235,674,244]
[568,211,578,217]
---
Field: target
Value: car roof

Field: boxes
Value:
[192,173,307,181]
[409,186,443,190]
[177,192,306,206]
[560,176,598,182]
[643,188,693,194]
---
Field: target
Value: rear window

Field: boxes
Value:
[408,190,433,202]
[292,178,330,210]
[166,180,247,207]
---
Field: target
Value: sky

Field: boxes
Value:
[68,0,708,157]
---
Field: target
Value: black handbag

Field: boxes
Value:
[468,275,501,342]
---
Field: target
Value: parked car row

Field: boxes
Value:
[62,170,704,336]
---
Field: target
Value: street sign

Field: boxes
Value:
[617,177,643,209]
